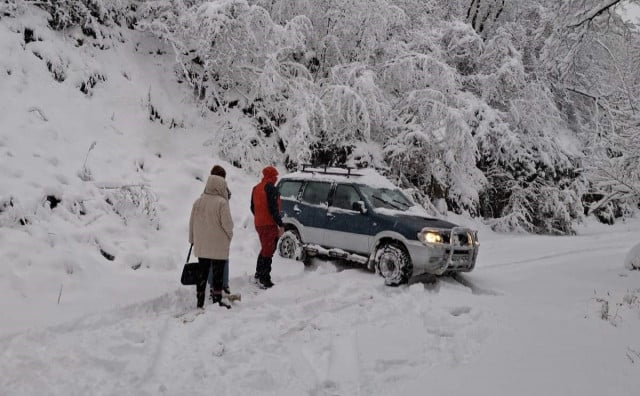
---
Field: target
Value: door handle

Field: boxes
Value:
[326,212,335,219]
[293,205,301,214]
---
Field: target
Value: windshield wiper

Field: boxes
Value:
[372,195,402,210]
[391,198,411,208]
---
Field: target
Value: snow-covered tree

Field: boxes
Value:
[534,0,640,222]
[135,0,639,232]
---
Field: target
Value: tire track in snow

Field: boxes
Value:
[0,265,494,395]
[450,273,501,296]
[483,243,630,270]
[324,331,361,395]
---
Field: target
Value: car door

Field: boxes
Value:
[278,179,304,223]
[322,183,374,254]
[296,181,333,245]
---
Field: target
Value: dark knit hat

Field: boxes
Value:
[210,165,226,178]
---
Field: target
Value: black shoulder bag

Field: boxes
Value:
[180,244,207,285]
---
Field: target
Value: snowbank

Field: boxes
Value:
[625,242,640,270]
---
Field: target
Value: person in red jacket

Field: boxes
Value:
[250,166,284,288]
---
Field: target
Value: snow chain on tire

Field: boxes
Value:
[374,243,412,286]
[278,230,306,261]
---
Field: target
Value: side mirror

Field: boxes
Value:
[352,201,367,214]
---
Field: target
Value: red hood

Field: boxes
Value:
[262,166,278,184]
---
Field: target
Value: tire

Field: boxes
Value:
[374,243,412,286]
[278,229,306,261]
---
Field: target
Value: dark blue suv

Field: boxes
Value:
[276,166,480,286]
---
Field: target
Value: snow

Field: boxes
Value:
[3,226,640,395]
[625,242,640,270]
[622,2,640,25]
[1,7,640,396]
[283,166,397,189]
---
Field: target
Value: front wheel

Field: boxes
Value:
[278,229,306,262]
[374,243,412,286]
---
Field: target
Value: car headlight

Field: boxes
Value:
[471,231,480,246]
[419,230,443,244]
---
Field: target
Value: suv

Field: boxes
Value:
[276,166,479,286]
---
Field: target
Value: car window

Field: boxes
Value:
[332,184,361,211]
[279,180,303,199]
[301,181,332,205]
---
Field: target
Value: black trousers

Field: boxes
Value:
[197,258,226,307]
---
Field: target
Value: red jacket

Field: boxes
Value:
[251,168,283,227]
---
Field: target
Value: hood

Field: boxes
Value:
[261,166,278,184]
[393,214,458,232]
[204,175,228,198]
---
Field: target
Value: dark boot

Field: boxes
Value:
[197,290,205,309]
[254,256,266,280]
[253,256,271,289]
[196,280,207,308]
[262,257,274,288]
[254,256,262,279]
[212,292,231,309]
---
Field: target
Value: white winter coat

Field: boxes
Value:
[189,175,234,259]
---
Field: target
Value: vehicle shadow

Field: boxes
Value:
[303,256,373,274]
[409,273,438,285]
[301,257,499,295]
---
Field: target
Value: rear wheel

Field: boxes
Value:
[278,229,306,262]
[374,243,412,286]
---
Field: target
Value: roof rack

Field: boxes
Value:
[300,163,363,178]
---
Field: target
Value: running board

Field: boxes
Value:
[303,245,368,264]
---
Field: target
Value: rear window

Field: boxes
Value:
[279,180,303,199]
[301,181,332,205]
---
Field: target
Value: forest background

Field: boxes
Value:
[3,0,639,235]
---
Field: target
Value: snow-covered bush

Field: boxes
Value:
[490,180,582,235]
[28,36,108,92]
[584,113,640,222]
[38,0,136,33]
[590,288,640,327]
[440,20,483,76]
[217,118,281,174]
[328,63,391,142]
[384,93,485,215]
[100,184,160,229]
[0,196,28,227]
[380,49,486,215]
[625,242,640,271]
[277,90,324,167]
[0,0,25,18]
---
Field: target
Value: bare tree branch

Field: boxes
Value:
[567,0,624,29]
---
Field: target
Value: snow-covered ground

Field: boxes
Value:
[1,7,640,396]
[623,2,640,24]
[2,219,640,396]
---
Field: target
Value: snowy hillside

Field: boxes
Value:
[1,5,640,396]
[0,6,237,331]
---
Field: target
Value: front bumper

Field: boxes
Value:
[408,227,479,275]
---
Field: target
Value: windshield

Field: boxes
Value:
[358,186,413,211]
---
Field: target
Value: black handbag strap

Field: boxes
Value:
[186,244,193,263]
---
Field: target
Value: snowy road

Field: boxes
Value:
[2,223,639,396]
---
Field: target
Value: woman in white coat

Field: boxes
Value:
[189,174,234,309]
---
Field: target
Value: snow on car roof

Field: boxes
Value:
[281,167,398,189]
